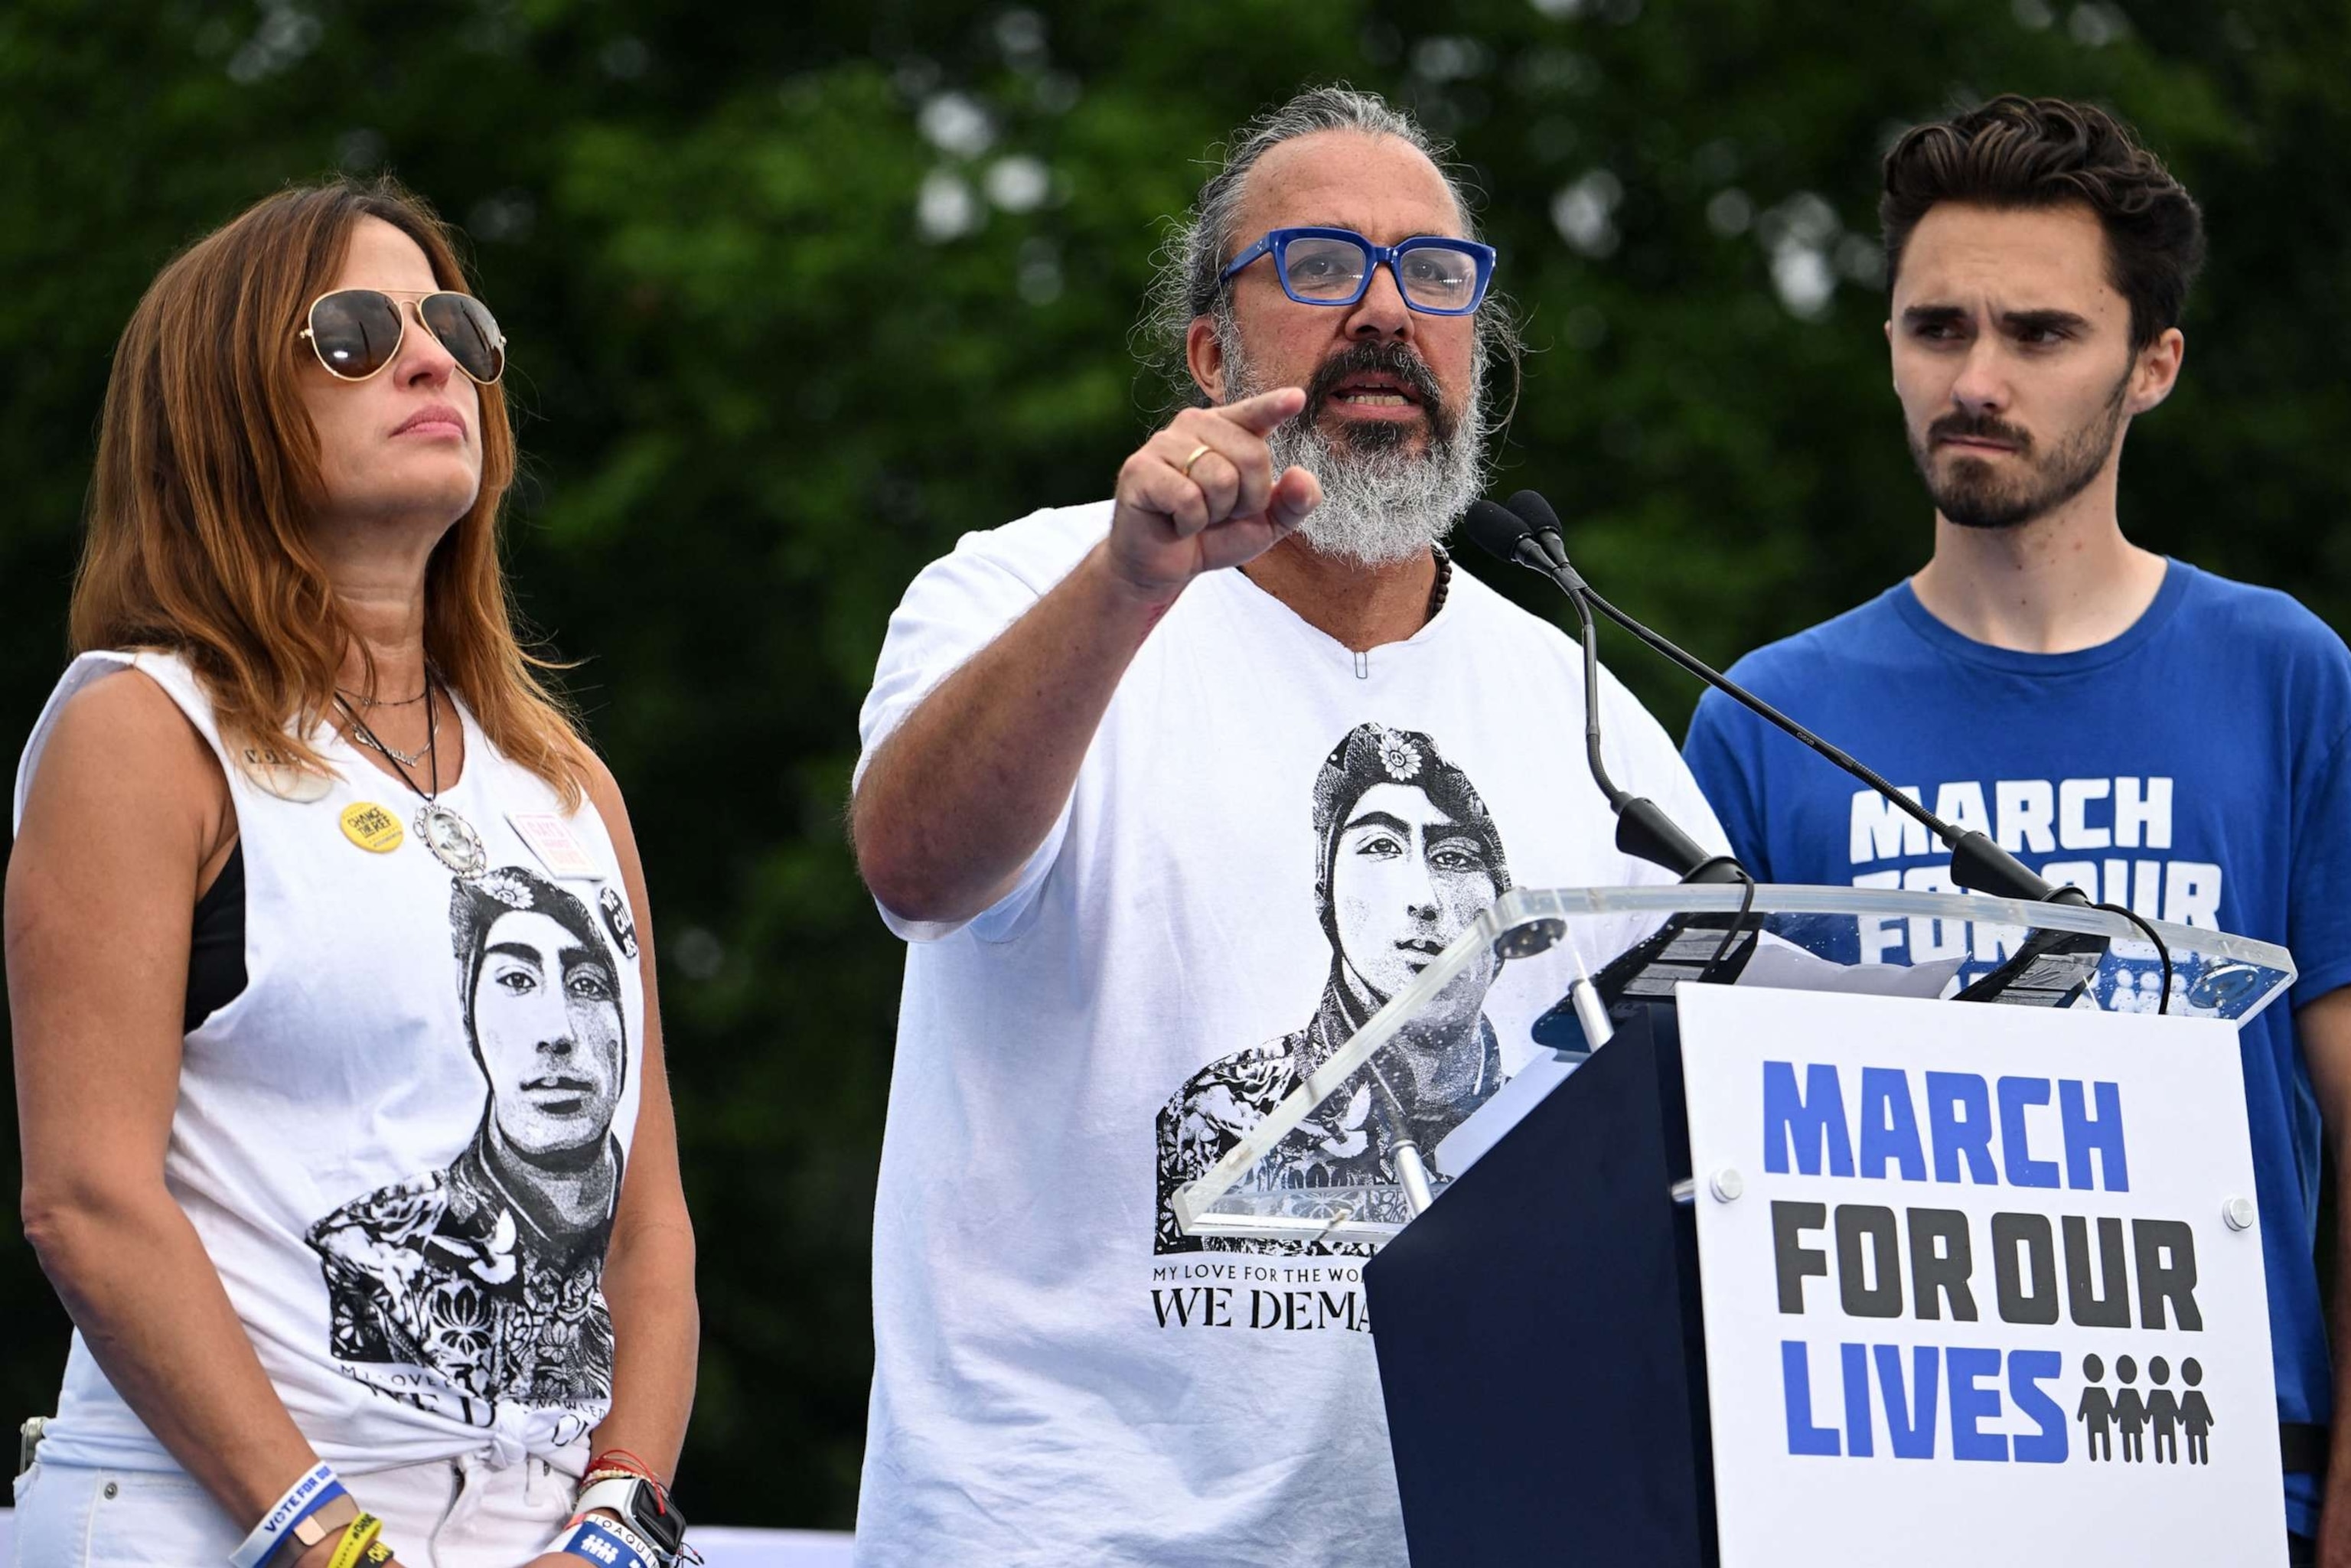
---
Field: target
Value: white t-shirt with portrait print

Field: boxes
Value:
[852,501,1727,1568]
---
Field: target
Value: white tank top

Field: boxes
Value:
[10,650,647,1474]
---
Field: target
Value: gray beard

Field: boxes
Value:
[1224,347,1489,568]
[1269,416,1488,567]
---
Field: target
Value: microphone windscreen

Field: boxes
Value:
[1461,499,1534,565]
[1505,489,1565,538]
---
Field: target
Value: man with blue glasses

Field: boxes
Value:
[1220,227,1495,317]
[849,86,1721,1566]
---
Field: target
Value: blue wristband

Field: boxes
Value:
[230,1463,344,1568]
[559,1517,654,1568]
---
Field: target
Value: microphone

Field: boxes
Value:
[1475,489,2080,909]
[1461,498,1743,885]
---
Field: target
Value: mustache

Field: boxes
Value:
[1926,409,2032,451]
[1303,342,1446,421]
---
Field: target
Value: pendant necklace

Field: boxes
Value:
[337,675,486,879]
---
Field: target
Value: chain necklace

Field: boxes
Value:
[342,693,439,768]
[337,682,431,709]
[337,676,485,879]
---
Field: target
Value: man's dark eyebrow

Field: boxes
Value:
[2001,308,2091,336]
[1900,305,1967,330]
[1342,809,1412,837]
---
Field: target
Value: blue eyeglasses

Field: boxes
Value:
[1218,227,1497,316]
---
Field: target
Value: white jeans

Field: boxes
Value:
[11,1449,580,1568]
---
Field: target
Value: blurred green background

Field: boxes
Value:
[3,0,2346,1531]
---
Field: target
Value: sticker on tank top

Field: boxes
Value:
[303,861,627,1429]
[339,801,405,853]
[507,810,601,879]
[233,740,334,803]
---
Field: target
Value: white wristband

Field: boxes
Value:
[229,1461,340,1568]
[573,1476,641,1523]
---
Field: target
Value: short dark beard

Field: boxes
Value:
[1302,341,1458,456]
[1908,367,2131,530]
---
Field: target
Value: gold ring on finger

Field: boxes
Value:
[1179,442,1215,479]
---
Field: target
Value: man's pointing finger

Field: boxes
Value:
[1268,466,1322,530]
[1214,386,1308,436]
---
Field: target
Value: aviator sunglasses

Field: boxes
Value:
[298,288,507,385]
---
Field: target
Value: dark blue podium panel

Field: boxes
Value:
[1365,1002,1716,1567]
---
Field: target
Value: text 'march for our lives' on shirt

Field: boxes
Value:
[1845,771,2216,963]
[1679,562,2351,986]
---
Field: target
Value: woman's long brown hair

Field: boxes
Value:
[72,176,589,805]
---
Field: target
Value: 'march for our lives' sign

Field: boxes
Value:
[1678,983,2283,1564]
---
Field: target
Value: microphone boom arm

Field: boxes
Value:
[1574,585,2070,905]
[1567,571,1625,811]
[1469,491,2075,908]
[1489,523,1741,883]
[1577,585,1931,837]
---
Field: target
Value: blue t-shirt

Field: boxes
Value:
[1683,559,2351,1536]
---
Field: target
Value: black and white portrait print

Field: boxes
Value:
[1155,722,1511,1253]
[306,865,628,1423]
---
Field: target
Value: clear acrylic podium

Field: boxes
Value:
[1167,885,2296,1566]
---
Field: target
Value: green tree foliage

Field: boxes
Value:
[1,0,2345,1529]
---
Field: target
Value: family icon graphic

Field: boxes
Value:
[2076,1353,2215,1464]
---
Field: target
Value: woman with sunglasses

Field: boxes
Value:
[6,179,696,1568]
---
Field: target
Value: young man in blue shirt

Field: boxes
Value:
[1682,95,2351,1563]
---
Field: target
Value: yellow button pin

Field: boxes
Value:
[340,801,405,854]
